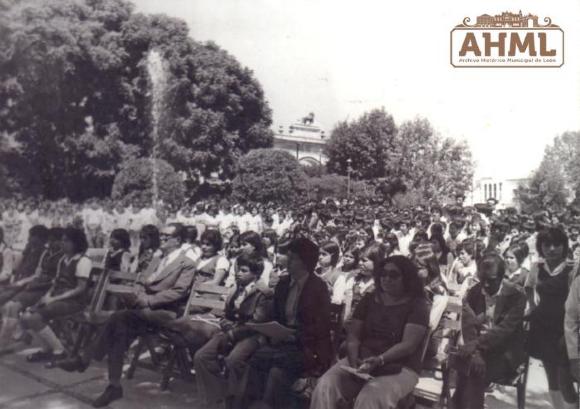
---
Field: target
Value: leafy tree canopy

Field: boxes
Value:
[111,157,185,208]
[324,108,397,180]
[324,111,473,202]
[0,0,273,200]
[232,149,307,204]
[515,131,579,212]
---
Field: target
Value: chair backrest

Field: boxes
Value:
[11,250,23,273]
[93,269,138,313]
[441,295,463,333]
[84,265,108,312]
[184,282,229,316]
[86,248,108,270]
[419,295,450,362]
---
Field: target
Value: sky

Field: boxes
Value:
[134,0,580,180]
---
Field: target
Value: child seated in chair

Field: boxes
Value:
[21,227,91,365]
[193,252,272,408]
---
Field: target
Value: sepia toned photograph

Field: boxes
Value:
[0,0,579,408]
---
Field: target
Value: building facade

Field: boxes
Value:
[470,176,529,208]
[272,114,328,166]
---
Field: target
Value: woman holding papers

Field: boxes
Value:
[310,255,430,409]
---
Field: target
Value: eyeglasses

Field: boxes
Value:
[160,233,173,241]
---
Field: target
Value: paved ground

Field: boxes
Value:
[0,344,555,409]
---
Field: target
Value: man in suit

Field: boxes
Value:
[58,223,196,408]
[240,237,332,409]
[452,253,527,409]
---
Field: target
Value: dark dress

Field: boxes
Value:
[104,249,133,310]
[105,249,130,272]
[0,243,45,305]
[527,262,573,364]
[12,248,64,307]
[34,254,90,321]
[136,249,155,274]
[352,293,431,374]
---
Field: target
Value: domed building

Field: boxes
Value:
[272,112,328,166]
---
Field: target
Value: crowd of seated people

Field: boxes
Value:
[0,194,579,409]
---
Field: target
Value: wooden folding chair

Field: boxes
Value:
[157,282,229,390]
[49,264,108,353]
[408,294,462,409]
[68,268,138,356]
[329,303,346,358]
[397,294,455,408]
[491,322,531,409]
[79,269,166,380]
[85,248,108,270]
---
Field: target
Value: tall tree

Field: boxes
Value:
[546,131,580,199]
[324,112,474,202]
[391,118,473,201]
[111,158,185,208]
[0,0,273,201]
[324,108,398,179]
[0,0,137,199]
[515,154,568,213]
[232,149,307,204]
[514,131,580,211]
[121,15,274,182]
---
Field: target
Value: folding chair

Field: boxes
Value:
[66,268,137,356]
[415,294,463,409]
[440,295,530,409]
[160,282,229,390]
[401,294,454,408]
[124,281,229,390]
[329,303,346,358]
[491,322,530,409]
[85,248,108,270]
[48,264,108,353]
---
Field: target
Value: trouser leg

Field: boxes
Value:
[194,335,226,404]
[224,336,261,398]
[36,326,65,354]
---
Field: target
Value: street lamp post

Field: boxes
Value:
[347,158,352,200]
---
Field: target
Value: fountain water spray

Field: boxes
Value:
[146,50,167,209]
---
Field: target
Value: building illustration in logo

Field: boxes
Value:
[456,11,559,29]
[450,11,564,68]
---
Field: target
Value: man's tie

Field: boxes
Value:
[147,255,168,283]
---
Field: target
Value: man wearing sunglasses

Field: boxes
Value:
[57,223,197,408]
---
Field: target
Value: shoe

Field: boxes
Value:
[44,352,70,369]
[56,355,90,373]
[92,385,123,408]
[26,350,54,362]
